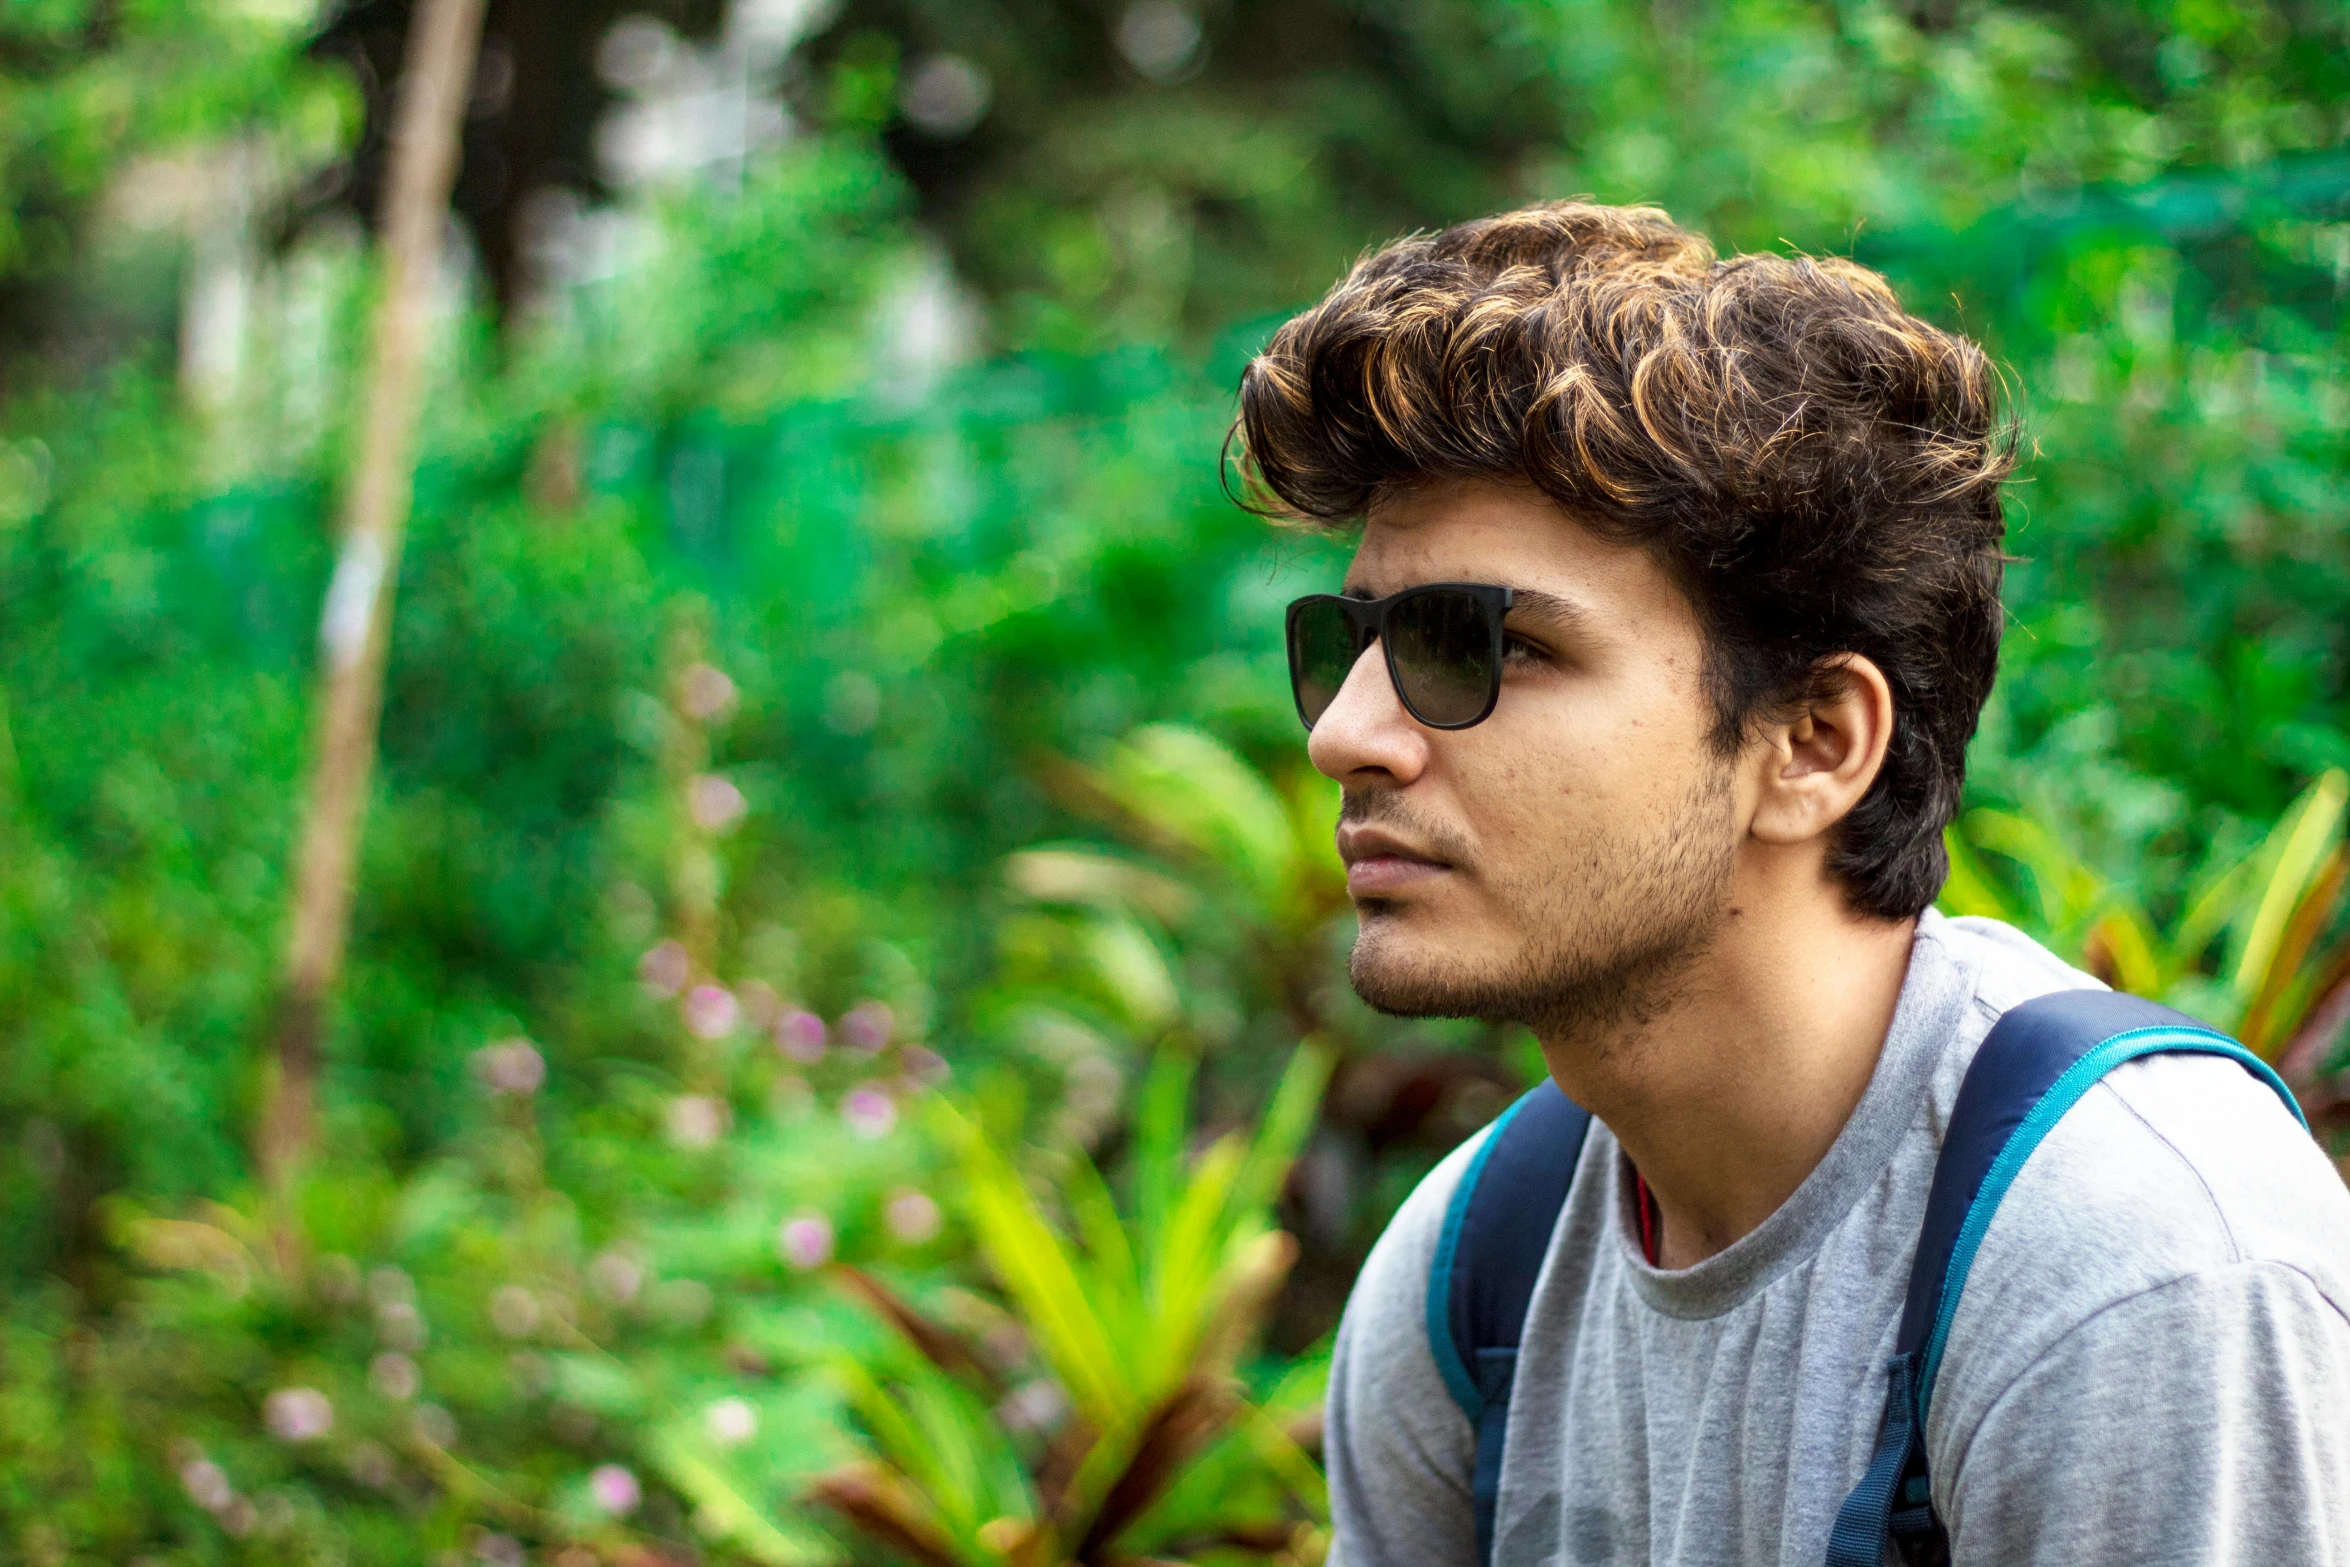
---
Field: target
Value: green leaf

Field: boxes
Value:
[1145,1133,1250,1378]
[655,1442,843,1567]
[945,1105,1131,1424]
[1101,726,1293,907]
[1937,825,2016,921]
[2232,770,2348,1001]
[1228,1040,1334,1228]
[1081,913,1182,1035]
[1064,1148,1143,1342]
[1133,1048,1199,1258]
[1963,807,2105,933]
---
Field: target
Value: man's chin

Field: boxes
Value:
[1346,923,1513,1021]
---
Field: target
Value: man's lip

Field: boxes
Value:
[1336,825,1452,895]
[1335,825,1446,869]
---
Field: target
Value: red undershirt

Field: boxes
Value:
[1634,1168,1662,1266]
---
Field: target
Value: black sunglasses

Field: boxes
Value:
[1285,583,1516,731]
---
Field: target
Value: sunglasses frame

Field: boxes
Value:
[1285,582,1517,732]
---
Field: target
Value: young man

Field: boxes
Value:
[1237,203,2350,1565]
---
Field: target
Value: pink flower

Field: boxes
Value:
[264,1387,333,1442]
[682,983,740,1039]
[375,1299,426,1351]
[773,1009,827,1063]
[678,663,738,721]
[471,1038,545,1096]
[489,1285,541,1338]
[842,1085,898,1139]
[589,1462,642,1516]
[838,1001,894,1052]
[777,1212,834,1269]
[180,1456,233,1511]
[884,1188,941,1243]
[638,939,690,997]
[589,1250,643,1304]
[688,773,747,832]
[369,1352,420,1400]
[666,1094,730,1148]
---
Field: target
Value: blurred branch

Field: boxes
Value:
[259,0,488,1200]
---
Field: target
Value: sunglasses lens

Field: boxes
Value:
[1388,589,1498,726]
[1288,598,1359,728]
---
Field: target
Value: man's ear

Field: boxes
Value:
[1748,656,1895,847]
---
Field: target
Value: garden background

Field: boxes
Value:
[2,0,2348,1561]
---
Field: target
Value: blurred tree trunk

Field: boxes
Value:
[259,0,488,1199]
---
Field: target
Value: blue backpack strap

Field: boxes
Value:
[1426,1079,1593,1567]
[1824,989,2308,1567]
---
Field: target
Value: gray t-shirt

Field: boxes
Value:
[1327,911,2350,1566]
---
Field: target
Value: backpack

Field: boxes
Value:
[1425,988,2310,1567]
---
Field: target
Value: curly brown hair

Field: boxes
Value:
[1234,201,2014,920]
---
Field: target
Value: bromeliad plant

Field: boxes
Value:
[808,1041,1334,1567]
[1943,768,2350,1136]
[1005,724,1349,1047]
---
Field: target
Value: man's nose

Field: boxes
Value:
[1306,638,1432,786]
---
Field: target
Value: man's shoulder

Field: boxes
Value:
[1929,1043,2350,1442]
[1913,914,2350,1433]
[1928,909,2349,1298]
[2016,1049,2350,1291]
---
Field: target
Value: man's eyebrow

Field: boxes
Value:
[1505,586,1592,629]
[1334,582,1594,626]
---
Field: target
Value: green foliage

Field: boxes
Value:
[0,0,354,353]
[996,723,1347,1056]
[805,0,1566,348]
[0,0,2346,1559]
[1946,768,2350,1067]
[811,1044,1332,1567]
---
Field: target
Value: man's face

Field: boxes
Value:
[1306,479,1742,1035]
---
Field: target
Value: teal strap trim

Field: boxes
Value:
[1914,1027,2306,1423]
[1427,1098,1529,1422]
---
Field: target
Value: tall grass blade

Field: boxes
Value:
[947,1106,1130,1425]
[1228,1042,1334,1227]
[1064,1149,1143,1339]
[2239,847,2348,1057]
[2233,770,2349,1001]
[2169,848,2258,976]
[1133,1048,1198,1257]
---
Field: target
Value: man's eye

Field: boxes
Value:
[1501,633,1543,664]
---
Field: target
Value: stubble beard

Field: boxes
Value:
[1343,764,1739,1047]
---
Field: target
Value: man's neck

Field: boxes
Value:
[1538,891,1917,1270]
